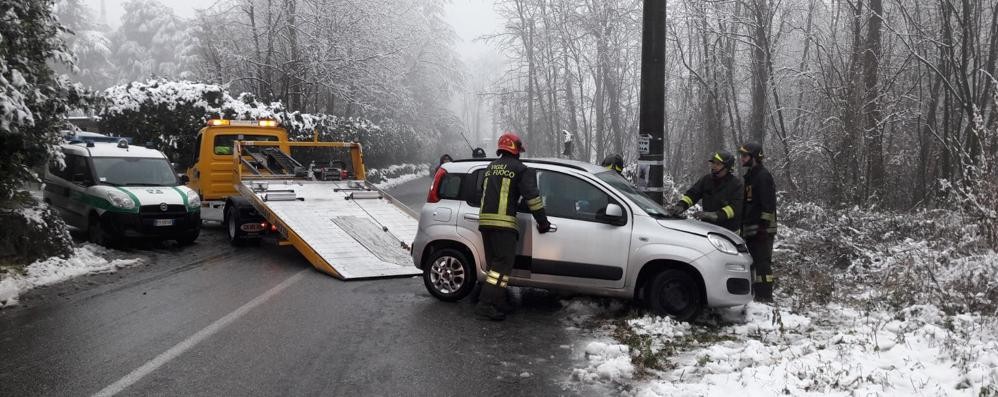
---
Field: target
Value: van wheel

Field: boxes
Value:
[423,248,475,302]
[225,206,245,246]
[647,269,703,322]
[88,216,114,247]
[177,228,200,246]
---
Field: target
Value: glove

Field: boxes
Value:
[665,205,685,217]
[693,211,718,222]
[537,221,551,234]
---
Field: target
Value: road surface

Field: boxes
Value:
[0,176,602,396]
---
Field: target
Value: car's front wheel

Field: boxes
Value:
[423,248,475,302]
[88,215,116,248]
[647,269,704,321]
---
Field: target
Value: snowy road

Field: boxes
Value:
[0,177,600,396]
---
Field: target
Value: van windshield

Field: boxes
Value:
[596,171,669,218]
[91,157,178,187]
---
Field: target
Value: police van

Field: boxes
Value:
[43,136,201,246]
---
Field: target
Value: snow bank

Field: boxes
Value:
[0,244,141,308]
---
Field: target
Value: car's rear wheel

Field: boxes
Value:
[423,248,475,302]
[647,269,703,321]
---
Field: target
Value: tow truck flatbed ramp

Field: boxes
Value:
[236,179,422,279]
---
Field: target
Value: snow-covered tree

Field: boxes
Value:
[0,0,82,263]
[53,0,114,89]
[110,0,196,83]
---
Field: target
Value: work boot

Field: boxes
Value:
[495,296,516,314]
[753,283,773,303]
[475,302,506,321]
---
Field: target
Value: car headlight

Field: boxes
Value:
[106,189,136,210]
[707,233,738,255]
[187,191,201,209]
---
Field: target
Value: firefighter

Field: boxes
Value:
[666,151,742,232]
[738,142,778,302]
[476,132,551,321]
[601,154,624,174]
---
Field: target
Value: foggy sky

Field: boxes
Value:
[83,0,503,62]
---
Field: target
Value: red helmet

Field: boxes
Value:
[496,132,525,156]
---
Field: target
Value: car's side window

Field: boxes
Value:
[464,168,486,207]
[535,170,614,223]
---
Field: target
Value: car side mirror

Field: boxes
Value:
[178,174,190,184]
[598,203,626,226]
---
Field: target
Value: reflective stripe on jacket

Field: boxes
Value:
[479,155,548,232]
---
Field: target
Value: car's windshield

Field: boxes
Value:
[596,171,669,218]
[91,157,178,187]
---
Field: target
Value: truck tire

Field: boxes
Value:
[225,205,246,247]
[423,248,475,302]
[647,269,703,322]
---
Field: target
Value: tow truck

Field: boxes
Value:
[185,119,421,279]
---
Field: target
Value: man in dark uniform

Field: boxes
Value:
[600,154,624,174]
[738,142,778,302]
[476,132,551,321]
[666,151,742,232]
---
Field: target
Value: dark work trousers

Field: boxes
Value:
[479,228,519,305]
[748,232,776,299]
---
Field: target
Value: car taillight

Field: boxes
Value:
[427,167,446,203]
[340,169,349,179]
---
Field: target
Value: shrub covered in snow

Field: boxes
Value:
[778,202,997,314]
[0,0,84,266]
[0,193,73,269]
[367,163,431,189]
[96,79,422,169]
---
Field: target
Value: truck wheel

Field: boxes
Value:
[88,215,115,248]
[225,206,245,247]
[423,248,475,302]
[647,269,703,322]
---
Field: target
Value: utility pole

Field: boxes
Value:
[637,0,667,203]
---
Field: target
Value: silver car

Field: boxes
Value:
[411,158,753,320]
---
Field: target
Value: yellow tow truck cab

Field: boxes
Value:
[187,119,289,202]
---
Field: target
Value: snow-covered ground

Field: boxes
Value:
[568,301,998,396]
[0,244,141,308]
[563,204,998,396]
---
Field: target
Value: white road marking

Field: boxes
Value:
[92,270,308,397]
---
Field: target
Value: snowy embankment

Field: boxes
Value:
[367,163,431,190]
[0,244,141,308]
[567,204,998,396]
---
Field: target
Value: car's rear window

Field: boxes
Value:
[438,172,463,200]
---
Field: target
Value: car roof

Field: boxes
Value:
[60,141,168,159]
[444,157,608,174]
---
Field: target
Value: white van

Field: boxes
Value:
[43,138,201,246]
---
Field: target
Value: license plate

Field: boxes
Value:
[153,219,175,227]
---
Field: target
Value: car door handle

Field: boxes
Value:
[464,214,480,221]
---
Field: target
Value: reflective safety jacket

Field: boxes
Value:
[677,172,743,232]
[479,155,548,232]
[742,164,778,237]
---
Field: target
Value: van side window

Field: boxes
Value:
[49,153,69,179]
[535,171,614,223]
[64,154,94,186]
